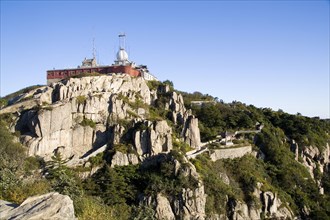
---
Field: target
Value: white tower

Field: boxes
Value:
[115,33,130,65]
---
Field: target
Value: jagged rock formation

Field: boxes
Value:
[148,193,176,220]
[291,142,330,172]
[225,182,294,220]
[1,75,201,163]
[0,86,53,114]
[301,143,330,176]
[0,192,75,220]
[133,120,173,157]
[176,158,206,219]
[163,86,201,149]
[290,140,330,194]
[110,151,139,167]
[182,116,201,149]
[141,156,206,219]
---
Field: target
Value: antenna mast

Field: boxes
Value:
[118,33,126,49]
[92,37,96,59]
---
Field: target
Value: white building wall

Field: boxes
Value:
[142,71,158,81]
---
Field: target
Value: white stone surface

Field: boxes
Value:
[0,192,75,220]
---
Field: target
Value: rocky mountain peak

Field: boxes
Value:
[0,75,201,164]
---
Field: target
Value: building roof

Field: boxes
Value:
[117,48,129,61]
[82,57,97,67]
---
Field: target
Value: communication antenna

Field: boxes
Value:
[92,37,96,59]
[118,33,126,49]
[91,25,96,59]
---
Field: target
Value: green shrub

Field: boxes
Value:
[127,110,139,118]
[0,120,26,192]
[0,98,8,108]
[172,138,192,154]
[88,153,104,167]
[148,107,165,121]
[90,165,138,206]
[112,144,136,155]
[74,196,113,220]
[0,113,16,125]
[134,93,143,100]
[76,95,87,105]
[163,80,174,90]
[117,93,130,103]
[24,156,44,174]
[117,119,131,129]
[80,117,96,128]
[130,204,155,219]
[1,179,51,204]
[146,80,161,91]
[128,98,147,110]
[42,106,53,111]
[45,152,83,198]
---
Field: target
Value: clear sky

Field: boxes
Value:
[1,1,329,118]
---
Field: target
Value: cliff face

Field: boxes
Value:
[291,141,330,194]
[2,75,200,163]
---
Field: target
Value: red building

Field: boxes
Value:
[47,64,141,85]
[47,35,157,85]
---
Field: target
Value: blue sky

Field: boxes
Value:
[1,1,329,118]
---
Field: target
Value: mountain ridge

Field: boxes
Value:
[0,75,329,219]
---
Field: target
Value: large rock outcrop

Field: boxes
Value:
[226,182,294,220]
[133,120,173,157]
[300,144,330,177]
[159,86,200,149]
[11,75,151,160]
[0,192,75,220]
[291,141,330,194]
[52,75,151,105]
[182,116,201,149]
[0,75,200,162]
[141,156,206,219]
[110,151,139,167]
[149,193,176,220]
